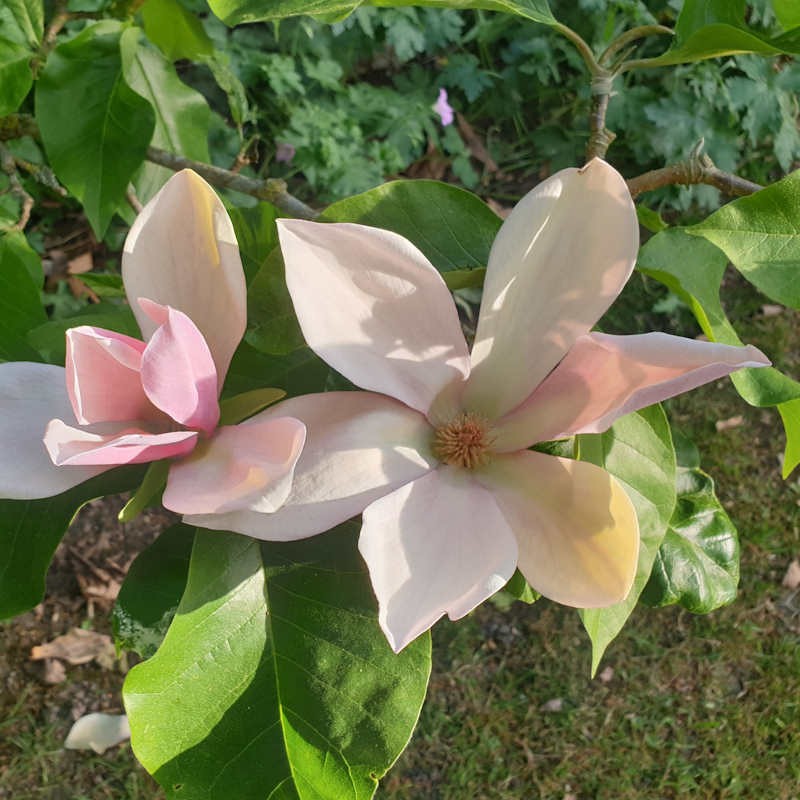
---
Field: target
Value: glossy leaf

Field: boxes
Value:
[124,525,431,800]
[36,21,155,237]
[113,524,195,659]
[641,432,739,613]
[121,28,211,205]
[503,570,539,604]
[578,405,676,674]
[0,232,46,361]
[321,179,501,274]
[0,466,144,619]
[208,0,555,26]
[0,0,41,115]
[637,227,800,407]
[140,0,214,60]
[773,0,800,31]
[689,170,800,310]
[635,0,800,67]
[223,342,329,397]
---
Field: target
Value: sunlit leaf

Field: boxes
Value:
[125,525,431,800]
[140,0,214,60]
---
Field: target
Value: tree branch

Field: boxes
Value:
[0,143,34,231]
[146,146,318,219]
[627,146,762,198]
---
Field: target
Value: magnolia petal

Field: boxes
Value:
[139,301,219,435]
[45,420,198,466]
[65,326,163,425]
[359,467,518,653]
[185,391,435,541]
[122,169,246,383]
[0,363,106,499]
[464,159,638,420]
[64,713,130,754]
[162,416,306,515]
[278,219,470,416]
[493,333,771,450]
[479,450,639,608]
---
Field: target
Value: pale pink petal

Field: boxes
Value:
[185,391,435,540]
[493,333,770,451]
[64,713,130,754]
[0,363,107,499]
[44,420,198,466]
[139,302,219,434]
[122,169,246,383]
[464,159,639,420]
[278,219,470,416]
[162,416,306,515]
[66,326,165,425]
[359,467,518,652]
[479,450,639,608]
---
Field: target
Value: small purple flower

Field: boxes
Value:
[434,88,454,127]
[275,142,296,164]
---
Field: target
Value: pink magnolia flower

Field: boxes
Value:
[0,170,305,515]
[434,88,454,127]
[186,159,769,652]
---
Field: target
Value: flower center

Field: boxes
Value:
[432,412,494,469]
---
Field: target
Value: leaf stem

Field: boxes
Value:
[599,24,674,68]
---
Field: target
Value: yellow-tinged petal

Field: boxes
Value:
[479,450,639,608]
[122,170,246,385]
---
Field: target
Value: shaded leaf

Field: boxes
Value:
[641,431,739,613]
[140,0,214,60]
[227,201,280,284]
[124,525,431,800]
[113,524,195,659]
[578,405,676,674]
[0,466,145,619]
[0,0,41,115]
[36,21,155,236]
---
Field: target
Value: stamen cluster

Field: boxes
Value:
[432,412,494,469]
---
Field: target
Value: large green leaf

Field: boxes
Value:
[637,227,800,407]
[0,466,145,619]
[125,526,431,800]
[113,524,195,659]
[121,28,211,205]
[321,179,501,274]
[633,0,800,67]
[778,398,800,478]
[227,201,280,285]
[578,405,676,674]
[0,0,42,115]
[773,0,800,31]
[140,0,214,60]
[689,170,800,310]
[208,0,554,25]
[36,21,155,237]
[224,341,329,397]
[641,432,739,613]
[0,232,47,361]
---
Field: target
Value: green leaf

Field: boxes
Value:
[227,201,279,284]
[0,232,47,361]
[140,0,214,60]
[689,170,800,310]
[218,387,285,425]
[0,466,144,619]
[113,523,195,658]
[208,0,555,26]
[76,272,126,298]
[27,304,140,364]
[118,459,170,522]
[246,248,306,355]
[637,227,800,408]
[778,398,800,478]
[36,21,155,237]
[121,27,211,205]
[124,525,431,800]
[634,0,800,67]
[443,266,486,290]
[641,431,739,613]
[0,0,42,115]
[224,342,329,397]
[773,0,800,31]
[503,570,539,604]
[578,405,676,674]
[321,179,501,274]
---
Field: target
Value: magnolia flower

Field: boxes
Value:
[187,159,769,652]
[0,170,305,515]
[434,88,454,127]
